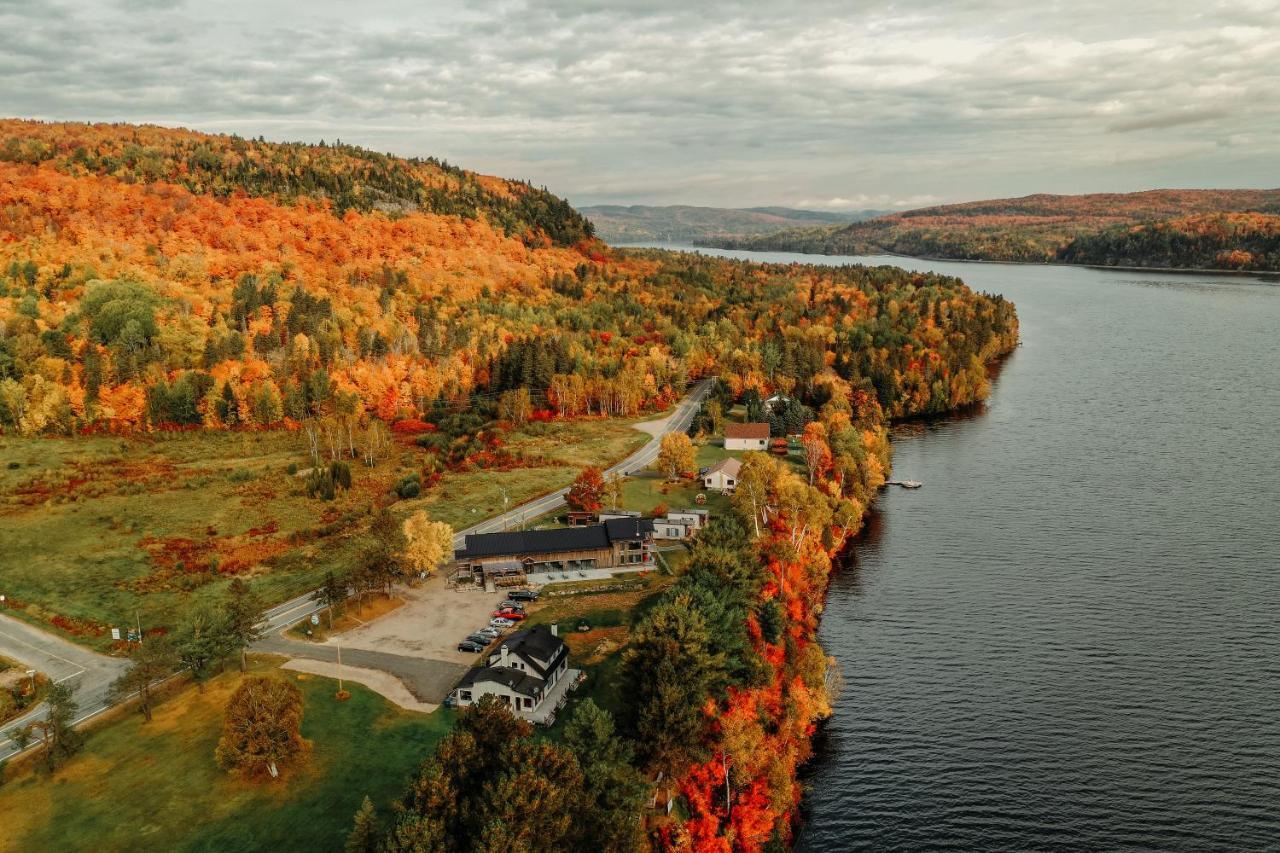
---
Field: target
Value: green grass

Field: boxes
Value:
[0,658,454,853]
[0,416,649,646]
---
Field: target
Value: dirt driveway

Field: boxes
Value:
[328,574,511,665]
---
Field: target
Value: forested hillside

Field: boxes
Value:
[706,189,1280,271]
[0,120,1019,851]
[0,120,1014,436]
[1058,212,1280,270]
[579,204,874,244]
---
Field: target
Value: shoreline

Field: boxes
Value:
[665,242,1280,280]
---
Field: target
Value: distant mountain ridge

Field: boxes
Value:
[705,189,1280,272]
[578,203,881,244]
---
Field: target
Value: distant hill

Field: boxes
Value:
[706,189,1280,271]
[578,204,880,244]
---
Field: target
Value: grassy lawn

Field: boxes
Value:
[0,658,454,853]
[0,416,648,646]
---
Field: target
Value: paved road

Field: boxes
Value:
[256,376,715,635]
[255,635,468,703]
[0,614,128,761]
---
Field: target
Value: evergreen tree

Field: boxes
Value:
[346,796,380,853]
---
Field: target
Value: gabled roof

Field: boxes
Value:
[724,422,770,440]
[457,666,546,698]
[706,457,742,477]
[456,519,653,560]
[497,624,568,678]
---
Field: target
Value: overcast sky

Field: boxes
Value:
[3,0,1278,209]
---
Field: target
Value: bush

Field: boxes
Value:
[286,462,297,475]
[394,472,421,499]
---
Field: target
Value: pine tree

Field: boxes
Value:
[345,795,380,853]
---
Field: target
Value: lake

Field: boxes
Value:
[674,247,1280,851]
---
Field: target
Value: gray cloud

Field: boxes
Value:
[1,0,1277,207]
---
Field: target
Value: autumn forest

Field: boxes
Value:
[0,120,1019,851]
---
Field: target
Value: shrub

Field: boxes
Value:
[394,472,421,499]
[286,462,297,475]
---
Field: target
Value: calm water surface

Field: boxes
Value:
[684,248,1280,851]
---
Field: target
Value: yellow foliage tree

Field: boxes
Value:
[402,512,454,577]
[656,432,695,481]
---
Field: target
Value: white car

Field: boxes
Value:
[489,617,513,628]
[475,627,500,638]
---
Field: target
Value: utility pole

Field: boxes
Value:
[336,642,344,695]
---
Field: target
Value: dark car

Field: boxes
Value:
[507,589,539,601]
[457,640,486,653]
[466,634,492,646]
[498,600,527,612]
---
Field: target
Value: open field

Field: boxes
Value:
[0,657,454,853]
[0,416,649,646]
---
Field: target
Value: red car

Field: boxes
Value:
[492,609,526,621]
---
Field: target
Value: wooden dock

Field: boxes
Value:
[886,480,923,489]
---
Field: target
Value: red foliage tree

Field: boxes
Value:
[566,466,606,512]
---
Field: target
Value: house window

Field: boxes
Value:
[460,690,472,701]
[727,479,735,486]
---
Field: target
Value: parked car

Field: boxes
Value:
[475,627,500,638]
[443,695,457,709]
[492,609,526,621]
[489,617,514,628]
[498,600,526,612]
[466,634,493,645]
[457,640,486,653]
[507,589,538,601]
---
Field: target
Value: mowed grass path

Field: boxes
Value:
[0,418,648,644]
[0,658,452,853]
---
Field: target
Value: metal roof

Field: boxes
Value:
[724,422,770,439]
[456,519,653,560]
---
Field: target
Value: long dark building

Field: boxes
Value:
[452,517,655,584]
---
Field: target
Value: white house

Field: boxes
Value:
[451,624,578,725]
[653,519,690,539]
[703,457,742,492]
[723,422,770,451]
[666,508,709,530]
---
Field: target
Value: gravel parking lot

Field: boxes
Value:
[327,574,517,665]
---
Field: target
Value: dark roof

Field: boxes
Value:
[725,422,770,440]
[456,666,546,698]
[497,624,568,677]
[456,519,653,560]
[604,516,654,541]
